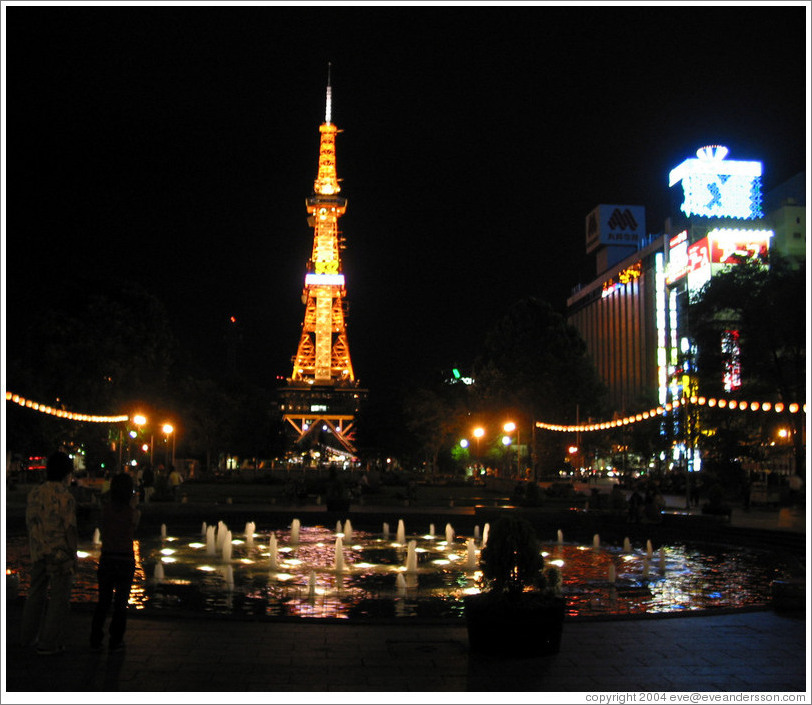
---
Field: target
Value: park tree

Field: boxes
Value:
[688,254,806,479]
[472,297,608,476]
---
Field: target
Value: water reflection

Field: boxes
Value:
[5,521,792,620]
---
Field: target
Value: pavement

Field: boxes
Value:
[2,496,809,700]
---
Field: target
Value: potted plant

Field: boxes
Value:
[464,515,566,657]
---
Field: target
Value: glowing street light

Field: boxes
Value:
[472,427,485,457]
[162,423,175,467]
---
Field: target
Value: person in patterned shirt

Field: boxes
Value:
[20,451,78,656]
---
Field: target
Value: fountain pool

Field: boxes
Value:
[5,518,795,620]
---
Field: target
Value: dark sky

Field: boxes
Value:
[4,4,808,399]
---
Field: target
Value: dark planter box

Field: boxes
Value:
[464,594,566,657]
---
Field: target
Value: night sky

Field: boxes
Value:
[3,4,809,401]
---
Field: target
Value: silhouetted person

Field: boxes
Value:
[90,472,141,651]
[21,451,77,655]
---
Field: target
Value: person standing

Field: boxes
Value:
[90,472,141,652]
[167,465,183,501]
[21,451,78,656]
[141,463,155,504]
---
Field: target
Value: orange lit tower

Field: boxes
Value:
[279,68,366,458]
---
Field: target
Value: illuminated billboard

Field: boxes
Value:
[665,231,689,284]
[669,145,763,220]
[585,204,646,254]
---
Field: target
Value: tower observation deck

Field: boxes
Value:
[278,69,366,459]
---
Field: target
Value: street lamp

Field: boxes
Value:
[472,427,485,458]
[504,421,520,477]
[134,414,154,465]
[162,423,175,467]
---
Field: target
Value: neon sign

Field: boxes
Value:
[722,330,742,392]
[665,231,689,284]
[707,228,771,264]
[669,145,763,220]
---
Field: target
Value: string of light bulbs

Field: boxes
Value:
[536,396,806,433]
[7,389,805,433]
[5,392,129,423]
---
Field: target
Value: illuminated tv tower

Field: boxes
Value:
[279,66,365,458]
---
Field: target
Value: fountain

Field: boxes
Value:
[396,519,406,544]
[429,523,436,537]
[92,528,101,545]
[334,536,345,573]
[646,539,654,559]
[405,540,418,572]
[222,530,233,562]
[224,565,234,591]
[206,525,216,556]
[161,523,167,540]
[593,533,600,548]
[201,522,207,536]
[382,522,390,539]
[335,520,342,534]
[5,517,786,622]
[290,518,301,544]
[482,523,490,547]
[245,521,255,545]
[557,529,564,544]
[465,538,477,570]
[307,570,316,599]
[343,519,353,542]
[608,564,616,583]
[473,525,480,540]
[445,523,455,545]
[623,537,632,553]
[268,532,279,571]
[216,521,228,550]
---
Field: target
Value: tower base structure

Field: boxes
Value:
[278,383,367,463]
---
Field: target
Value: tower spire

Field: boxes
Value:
[325,62,332,125]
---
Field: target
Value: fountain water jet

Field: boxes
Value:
[245,521,255,545]
[593,533,600,548]
[473,525,480,540]
[557,529,563,544]
[222,530,233,562]
[382,522,390,539]
[334,536,345,573]
[307,570,316,599]
[161,523,167,540]
[445,523,455,545]
[429,523,436,537]
[482,523,490,547]
[224,565,234,591]
[92,528,101,545]
[268,532,279,571]
[646,539,654,559]
[206,525,216,556]
[659,547,667,573]
[201,522,207,536]
[396,519,406,544]
[608,564,616,583]
[396,573,407,595]
[623,537,632,553]
[290,518,301,544]
[465,538,477,570]
[154,562,165,581]
[343,519,353,542]
[405,540,418,572]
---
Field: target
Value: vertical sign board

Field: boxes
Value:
[586,205,646,254]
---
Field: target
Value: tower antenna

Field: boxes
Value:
[325,62,332,125]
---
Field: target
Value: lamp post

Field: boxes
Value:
[504,421,519,478]
[162,423,175,468]
[472,427,485,459]
[133,414,154,465]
